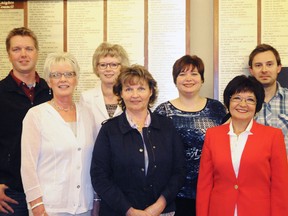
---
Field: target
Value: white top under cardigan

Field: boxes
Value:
[21,102,97,215]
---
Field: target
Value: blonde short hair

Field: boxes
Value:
[92,42,130,76]
[43,52,80,82]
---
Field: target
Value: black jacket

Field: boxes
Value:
[0,73,52,192]
[90,111,186,216]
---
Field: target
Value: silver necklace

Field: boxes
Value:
[51,99,74,112]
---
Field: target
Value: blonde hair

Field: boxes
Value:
[43,52,80,82]
[6,27,39,52]
[92,42,130,76]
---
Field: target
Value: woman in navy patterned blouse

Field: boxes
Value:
[154,55,226,216]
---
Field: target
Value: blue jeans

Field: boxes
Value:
[0,189,28,216]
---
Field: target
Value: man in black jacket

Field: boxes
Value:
[0,27,52,216]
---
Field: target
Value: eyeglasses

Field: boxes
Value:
[97,62,121,70]
[49,72,76,79]
[230,96,257,105]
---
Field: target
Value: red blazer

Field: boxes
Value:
[197,121,288,216]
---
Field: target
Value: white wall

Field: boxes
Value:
[190,0,214,99]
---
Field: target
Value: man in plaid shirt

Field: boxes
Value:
[249,43,288,152]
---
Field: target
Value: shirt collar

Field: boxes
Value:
[10,70,40,87]
[228,119,253,135]
[276,81,285,98]
[125,110,151,130]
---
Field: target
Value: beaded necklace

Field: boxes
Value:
[51,99,75,112]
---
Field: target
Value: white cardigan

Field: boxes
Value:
[21,102,97,215]
[79,84,122,132]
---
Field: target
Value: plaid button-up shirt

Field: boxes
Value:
[255,82,288,152]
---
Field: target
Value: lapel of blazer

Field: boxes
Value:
[221,124,238,179]
[210,124,237,180]
[93,84,123,119]
[94,85,110,119]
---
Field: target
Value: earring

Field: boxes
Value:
[49,88,52,95]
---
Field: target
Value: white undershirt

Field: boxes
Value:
[228,119,253,216]
[68,121,77,137]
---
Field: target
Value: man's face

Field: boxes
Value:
[8,35,38,75]
[249,50,281,88]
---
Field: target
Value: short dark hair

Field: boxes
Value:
[223,75,264,114]
[113,64,158,110]
[248,44,281,67]
[172,55,204,84]
[6,27,39,52]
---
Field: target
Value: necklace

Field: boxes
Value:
[51,99,75,112]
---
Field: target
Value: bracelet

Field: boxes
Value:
[94,198,101,202]
[31,202,44,210]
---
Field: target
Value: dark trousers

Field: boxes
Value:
[0,189,28,216]
[174,197,196,216]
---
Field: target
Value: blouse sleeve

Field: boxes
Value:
[21,108,43,202]
[270,128,288,215]
[153,103,167,116]
[196,128,214,216]
[160,122,186,204]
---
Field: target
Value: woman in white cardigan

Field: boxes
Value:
[21,52,97,216]
[80,42,130,131]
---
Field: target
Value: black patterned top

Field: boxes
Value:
[154,98,226,199]
[106,104,118,118]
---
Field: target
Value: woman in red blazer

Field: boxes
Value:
[197,75,288,216]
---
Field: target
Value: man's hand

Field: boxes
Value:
[0,184,18,213]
